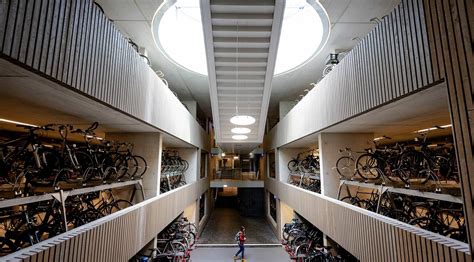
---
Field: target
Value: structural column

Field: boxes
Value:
[423,0,474,253]
[106,132,162,199]
[318,133,373,198]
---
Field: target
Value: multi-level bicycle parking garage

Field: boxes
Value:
[0,0,472,261]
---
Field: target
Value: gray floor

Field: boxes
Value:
[198,208,280,244]
[190,247,291,262]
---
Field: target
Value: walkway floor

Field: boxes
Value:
[190,247,291,262]
[198,207,279,244]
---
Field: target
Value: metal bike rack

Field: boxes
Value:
[337,179,463,208]
[0,180,145,232]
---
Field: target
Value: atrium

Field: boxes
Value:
[0,0,472,261]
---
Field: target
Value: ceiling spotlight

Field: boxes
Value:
[304,89,309,92]
[230,115,255,126]
[299,94,304,97]
[232,135,248,140]
[221,153,226,157]
[310,83,316,87]
[233,156,239,160]
[231,127,251,134]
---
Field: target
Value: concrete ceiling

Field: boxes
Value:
[0,59,193,148]
[283,83,452,149]
[95,0,401,126]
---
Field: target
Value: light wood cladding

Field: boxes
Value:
[422,0,474,254]
[1,178,209,261]
[266,178,471,261]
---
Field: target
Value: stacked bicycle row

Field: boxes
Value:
[0,189,133,256]
[340,190,466,242]
[286,150,321,193]
[282,217,356,262]
[287,150,320,175]
[336,135,458,188]
[287,173,321,194]
[132,216,196,261]
[0,122,148,197]
[160,151,188,194]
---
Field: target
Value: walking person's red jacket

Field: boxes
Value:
[238,231,246,245]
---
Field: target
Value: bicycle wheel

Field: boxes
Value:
[336,156,355,179]
[132,155,148,179]
[398,151,432,184]
[287,159,300,172]
[0,236,18,256]
[75,151,95,182]
[356,153,381,180]
[300,158,311,173]
[170,241,188,262]
[119,155,137,180]
[294,243,309,262]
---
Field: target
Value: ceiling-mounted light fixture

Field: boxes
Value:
[230,115,255,126]
[221,153,226,157]
[233,156,239,160]
[232,135,248,140]
[231,127,251,134]
[0,118,37,127]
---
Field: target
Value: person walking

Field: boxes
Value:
[234,226,246,260]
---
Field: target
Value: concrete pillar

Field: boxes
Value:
[318,133,373,199]
[106,132,162,199]
[279,200,295,240]
[174,148,199,184]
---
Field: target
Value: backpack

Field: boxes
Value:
[234,231,241,243]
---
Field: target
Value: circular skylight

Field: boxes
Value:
[152,0,329,76]
[154,0,208,75]
[275,0,328,75]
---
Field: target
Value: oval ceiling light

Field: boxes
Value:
[232,135,248,140]
[230,115,256,126]
[231,127,251,134]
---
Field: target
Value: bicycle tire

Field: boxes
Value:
[335,156,355,179]
[356,153,381,180]
[0,236,18,256]
[398,151,432,184]
[287,159,300,172]
[132,155,148,179]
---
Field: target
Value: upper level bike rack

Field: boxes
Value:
[337,179,462,205]
[0,180,144,232]
[0,180,144,209]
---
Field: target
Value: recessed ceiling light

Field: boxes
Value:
[231,127,251,134]
[232,135,248,140]
[230,115,255,126]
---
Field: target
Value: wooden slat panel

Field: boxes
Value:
[1,179,209,261]
[267,179,471,261]
[265,0,437,149]
[422,0,474,255]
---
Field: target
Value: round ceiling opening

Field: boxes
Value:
[152,0,330,76]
